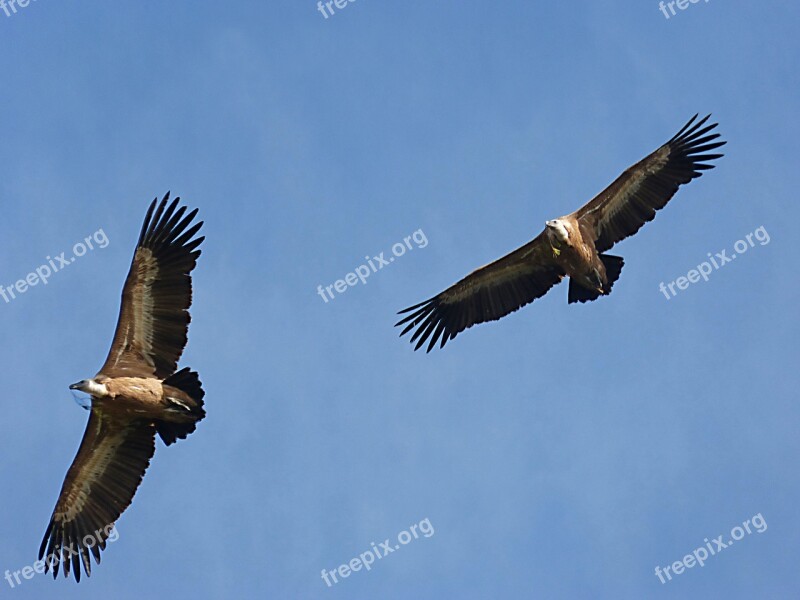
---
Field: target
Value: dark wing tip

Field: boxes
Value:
[394,296,454,351]
[668,113,719,145]
[39,518,112,582]
[137,193,204,255]
[396,296,436,316]
[666,115,726,176]
[38,522,52,561]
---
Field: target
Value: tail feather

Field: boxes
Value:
[568,254,624,304]
[157,367,205,446]
[601,254,624,290]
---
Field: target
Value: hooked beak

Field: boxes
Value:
[69,382,83,391]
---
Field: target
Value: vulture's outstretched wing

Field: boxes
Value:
[39,411,155,581]
[396,233,564,352]
[98,193,204,379]
[575,114,725,253]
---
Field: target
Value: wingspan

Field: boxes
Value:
[39,411,156,582]
[396,233,564,352]
[98,193,204,379]
[575,114,726,253]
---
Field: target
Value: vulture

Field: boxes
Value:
[39,192,205,581]
[397,114,725,352]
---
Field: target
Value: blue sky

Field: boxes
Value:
[0,1,797,598]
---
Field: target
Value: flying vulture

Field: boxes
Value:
[396,114,725,352]
[39,193,206,581]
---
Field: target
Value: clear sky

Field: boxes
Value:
[0,2,797,599]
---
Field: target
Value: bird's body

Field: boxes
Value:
[397,114,726,351]
[40,193,205,581]
[73,377,200,422]
[545,217,609,296]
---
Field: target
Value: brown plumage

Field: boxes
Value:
[396,114,725,352]
[39,193,205,581]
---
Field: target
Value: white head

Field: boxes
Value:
[545,219,570,244]
[69,379,109,397]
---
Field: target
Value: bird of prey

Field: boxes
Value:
[39,193,206,581]
[396,114,725,352]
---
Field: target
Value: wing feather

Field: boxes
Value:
[98,192,204,378]
[576,114,726,252]
[39,411,155,581]
[396,232,564,352]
